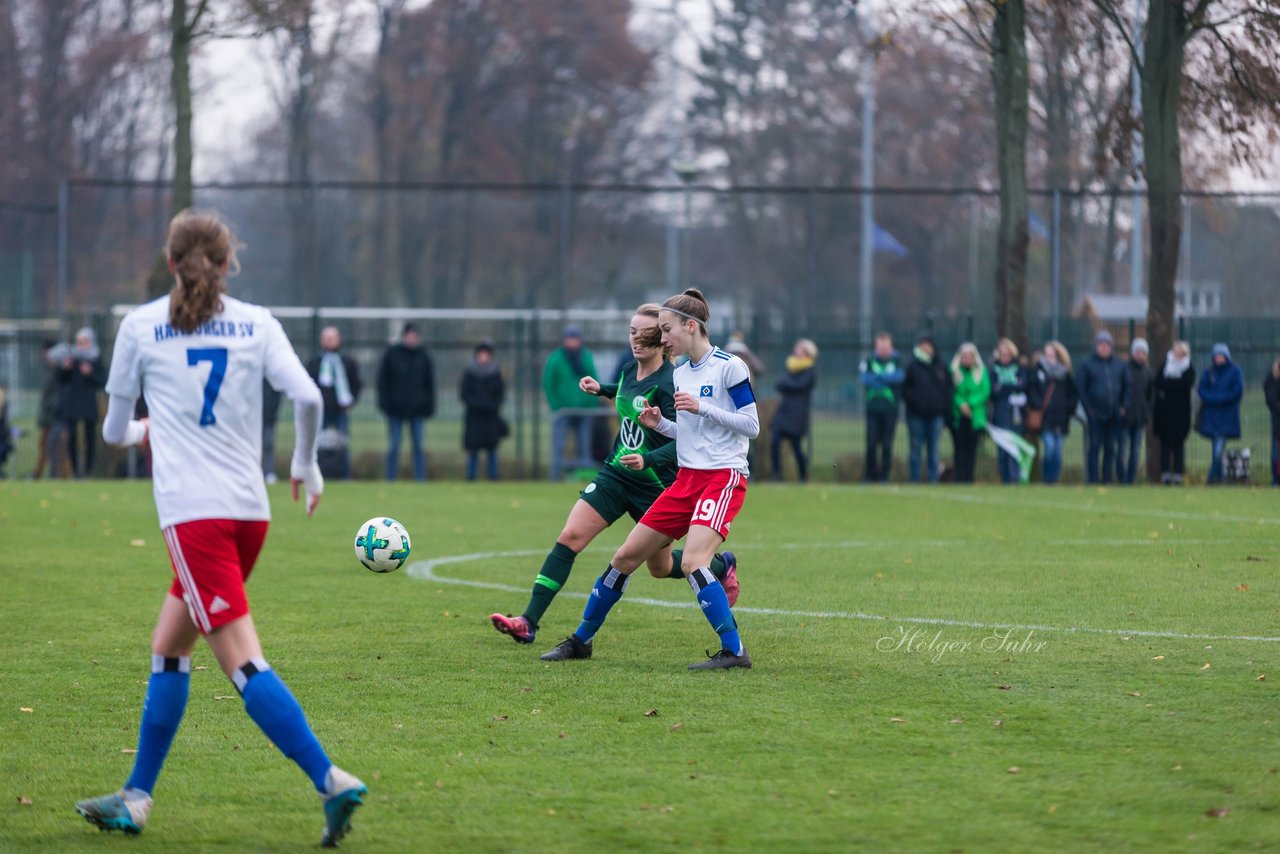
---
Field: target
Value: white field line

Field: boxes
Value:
[883,487,1280,526]
[405,550,1280,643]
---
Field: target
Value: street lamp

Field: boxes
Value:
[671,159,700,287]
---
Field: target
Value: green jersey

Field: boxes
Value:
[597,359,679,487]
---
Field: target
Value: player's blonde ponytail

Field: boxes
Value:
[166,210,237,333]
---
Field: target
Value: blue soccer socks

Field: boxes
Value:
[574,567,630,643]
[689,567,743,655]
[236,658,332,793]
[123,655,191,796]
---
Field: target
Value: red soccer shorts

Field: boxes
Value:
[639,468,747,541]
[162,519,269,635]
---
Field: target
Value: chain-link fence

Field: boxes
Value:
[1,180,1278,482]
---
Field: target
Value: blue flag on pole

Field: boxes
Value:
[873,223,909,258]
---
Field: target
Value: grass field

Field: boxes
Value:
[1,480,1278,852]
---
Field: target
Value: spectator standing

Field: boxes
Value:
[1026,341,1078,484]
[860,332,904,482]
[1197,342,1243,485]
[1151,341,1195,485]
[724,330,767,380]
[262,380,283,483]
[57,327,107,478]
[377,323,436,481]
[1120,338,1154,484]
[306,326,362,479]
[32,340,65,478]
[542,326,598,481]
[0,385,10,478]
[460,340,506,481]
[949,342,990,483]
[771,338,818,482]
[989,338,1028,484]
[901,333,951,483]
[1265,356,1280,486]
[1077,330,1129,484]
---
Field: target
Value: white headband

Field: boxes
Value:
[662,305,707,328]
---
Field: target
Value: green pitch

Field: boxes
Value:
[1,480,1277,852]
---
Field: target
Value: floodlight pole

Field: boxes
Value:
[857,4,877,355]
[1129,0,1145,299]
[672,160,700,288]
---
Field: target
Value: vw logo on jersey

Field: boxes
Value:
[700,385,714,397]
[620,417,645,450]
[633,395,649,412]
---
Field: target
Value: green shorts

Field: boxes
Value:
[580,468,666,525]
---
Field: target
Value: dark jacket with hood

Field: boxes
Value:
[902,347,952,419]
[377,343,436,419]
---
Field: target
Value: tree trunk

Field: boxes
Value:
[146,0,200,299]
[991,0,1029,353]
[1141,0,1188,369]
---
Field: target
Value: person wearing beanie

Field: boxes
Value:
[542,325,599,481]
[459,340,507,481]
[1152,340,1195,484]
[1197,342,1243,484]
[1120,337,1154,484]
[902,333,952,483]
[1077,328,1129,483]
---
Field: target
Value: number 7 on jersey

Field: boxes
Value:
[187,347,228,426]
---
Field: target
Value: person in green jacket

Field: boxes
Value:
[543,326,599,481]
[950,342,990,483]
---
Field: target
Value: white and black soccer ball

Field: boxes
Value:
[354,517,411,573]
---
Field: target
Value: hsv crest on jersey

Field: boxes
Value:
[700,385,714,397]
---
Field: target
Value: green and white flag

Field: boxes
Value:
[986,424,1037,483]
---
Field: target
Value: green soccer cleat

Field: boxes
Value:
[75,790,152,835]
[540,635,593,661]
[688,648,753,670]
[320,766,368,848]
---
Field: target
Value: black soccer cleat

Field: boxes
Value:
[688,648,752,670]
[540,635,593,661]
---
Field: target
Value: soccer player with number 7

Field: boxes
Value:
[75,210,366,847]
[540,288,759,669]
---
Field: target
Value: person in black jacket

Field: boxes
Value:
[901,333,951,483]
[989,338,1028,484]
[771,338,817,482]
[1026,341,1078,484]
[460,340,506,481]
[1120,337,1154,484]
[306,326,363,479]
[377,323,436,481]
[1151,340,1195,485]
[1265,356,1280,486]
[1076,330,1129,484]
[56,327,107,478]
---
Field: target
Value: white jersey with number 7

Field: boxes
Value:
[106,295,318,528]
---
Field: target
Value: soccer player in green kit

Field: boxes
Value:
[490,304,738,646]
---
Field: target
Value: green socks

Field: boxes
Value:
[523,542,577,629]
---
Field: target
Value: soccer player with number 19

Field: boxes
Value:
[74,211,366,847]
[541,288,758,669]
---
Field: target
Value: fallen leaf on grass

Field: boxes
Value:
[1256,674,1266,681]
[1153,656,1165,661]
[546,808,556,816]
[121,748,137,754]
[558,732,568,739]
[1047,804,1057,814]
[1236,584,1250,591]
[1008,767,1021,774]
[19,707,33,713]
[889,717,907,723]
[949,719,963,724]
[1205,807,1230,818]
[670,723,683,731]
[997,684,1012,691]
[214,695,236,700]
[1201,663,1211,670]
[1244,556,1265,562]
[17,797,33,806]
[993,719,1005,728]
[194,666,208,671]
[644,709,659,717]
[1127,691,1143,697]
[492,715,508,722]
[660,805,675,813]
